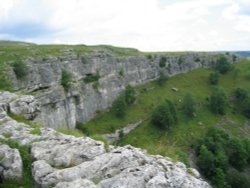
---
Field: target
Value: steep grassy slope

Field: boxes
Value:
[81,60,250,162]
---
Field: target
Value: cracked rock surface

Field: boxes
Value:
[0,144,23,180]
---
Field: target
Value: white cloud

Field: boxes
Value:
[0,0,249,51]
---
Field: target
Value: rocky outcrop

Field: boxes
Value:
[0,92,211,188]
[0,144,23,180]
[7,51,237,129]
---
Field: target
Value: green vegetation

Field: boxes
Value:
[0,139,33,188]
[182,93,196,118]
[83,73,100,83]
[57,128,84,137]
[159,56,167,67]
[29,128,41,135]
[157,71,168,86]
[195,127,250,187]
[112,85,136,118]
[209,87,227,115]
[0,63,12,91]
[80,60,250,168]
[215,56,231,74]
[12,61,28,79]
[61,69,72,90]
[151,99,177,130]
[112,94,127,118]
[209,72,219,85]
[124,85,136,105]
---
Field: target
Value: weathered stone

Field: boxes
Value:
[0,144,23,180]
[32,145,211,188]
[9,95,41,120]
[55,178,97,188]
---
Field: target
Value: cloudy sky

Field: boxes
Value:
[0,0,250,51]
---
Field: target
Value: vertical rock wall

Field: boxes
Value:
[10,52,236,129]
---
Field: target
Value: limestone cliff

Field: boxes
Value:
[6,48,237,129]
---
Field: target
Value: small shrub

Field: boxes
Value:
[209,72,219,85]
[147,54,153,60]
[12,61,28,79]
[178,57,183,65]
[92,81,100,90]
[61,69,72,90]
[118,69,124,77]
[124,85,136,105]
[84,72,100,83]
[159,56,167,67]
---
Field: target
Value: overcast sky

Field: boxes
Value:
[0,0,250,51]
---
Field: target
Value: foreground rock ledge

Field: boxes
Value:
[0,92,211,188]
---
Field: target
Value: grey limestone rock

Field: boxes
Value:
[8,52,237,129]
[0,101,211,188]
[0,144,23,180]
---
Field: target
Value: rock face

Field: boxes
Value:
[0,93,211,188]
[0,144,23,180]
[8,51,237,129]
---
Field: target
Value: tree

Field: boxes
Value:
[242,97,250,118]
[159,56,167,67]
[227,138,248,171]
[182,93,196,118]
[124,85,136,105]
[210,88,227,115]
[112,94,127,118]
[235,88,248,102]
[209,72,219,85]
[151,100,177,130]
[197,145,215,178]
[226,168,250,188]
[215,56,231,74]
[157,71,168,86]
[212,168,226,188]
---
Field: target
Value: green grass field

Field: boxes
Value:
[81,60,250,163]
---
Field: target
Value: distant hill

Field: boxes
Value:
[0,40,35,47]
[232,51,250,58]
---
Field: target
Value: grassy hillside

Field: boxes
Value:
[81,60,250,162]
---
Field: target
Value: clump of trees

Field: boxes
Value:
[215,56,231,74]
[196,127,250,188]
[234,88,250,118]
[112,85,136,118]
[151,99,177,130]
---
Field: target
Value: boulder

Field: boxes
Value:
[0,144,23,180]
